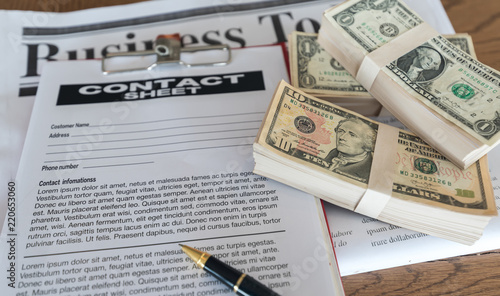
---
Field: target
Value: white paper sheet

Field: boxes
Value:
[2,0,340,229]
[4,45,344,295]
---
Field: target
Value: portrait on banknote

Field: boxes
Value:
[324,118,376,180]
[396,46,446,82]
[263,85,378,184]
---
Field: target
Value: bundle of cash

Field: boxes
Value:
[253,81,497,245]
[289,31,477,117]
[289,31,379,116]
[317,0,500,169]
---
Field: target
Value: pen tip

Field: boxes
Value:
[180,245,208,268]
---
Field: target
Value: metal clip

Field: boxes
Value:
[102,34,231,74]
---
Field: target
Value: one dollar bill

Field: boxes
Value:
[255,81,496,217]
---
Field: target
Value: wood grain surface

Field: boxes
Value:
[1,0,499,295]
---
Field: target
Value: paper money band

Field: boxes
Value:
[355,22,439,90]
[354,124,399,218]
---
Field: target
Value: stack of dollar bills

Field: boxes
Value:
[253,80,497,245]
[289,31,381,116]
[289,31,477,117]
[316,0,500,170]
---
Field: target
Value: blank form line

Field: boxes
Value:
[48,127,259,146]
[83,161,154,169]
[44,143,252,163]
[46,135,254,155]
[72,120,262,137]
[85,111,266,128]
[24,230,286,258]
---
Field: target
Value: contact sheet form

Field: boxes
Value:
[9,46,344,295]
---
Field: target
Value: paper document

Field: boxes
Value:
[5,46,344,295]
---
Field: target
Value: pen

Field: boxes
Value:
[180,244,280,296]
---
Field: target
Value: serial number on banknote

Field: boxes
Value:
[400,171,452,186]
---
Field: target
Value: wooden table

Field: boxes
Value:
[1,0,499,295]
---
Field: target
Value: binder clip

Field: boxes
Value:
[102,34,231,74]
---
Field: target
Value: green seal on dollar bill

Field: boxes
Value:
[451,83,475,100]
[414,158,438,174]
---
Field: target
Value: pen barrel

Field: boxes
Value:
[203,256,280,296]
[237,274,281,296]
[203,256,243,289]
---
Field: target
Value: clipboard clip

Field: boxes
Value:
[102,34,232,75]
